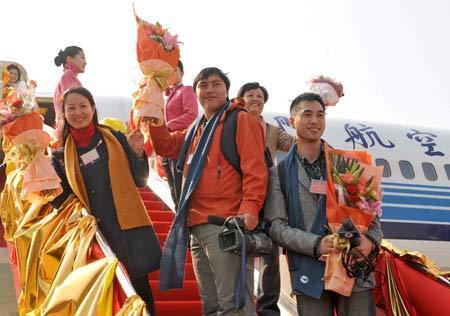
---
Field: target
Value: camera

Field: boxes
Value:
[208,216,273,257]
[337,218,361,248]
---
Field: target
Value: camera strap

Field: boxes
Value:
[234,220,247,310]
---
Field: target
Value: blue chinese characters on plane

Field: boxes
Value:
[407,129,445,157]
[344,123,395,149]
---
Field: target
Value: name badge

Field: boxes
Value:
[80,148,100,166]
[310,179,327,195]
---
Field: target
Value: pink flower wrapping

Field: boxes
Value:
[10,127,62,203]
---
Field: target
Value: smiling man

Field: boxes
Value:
[146,67,268,315]
[264,92,382,316]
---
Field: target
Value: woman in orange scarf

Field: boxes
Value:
[51,87,161,314]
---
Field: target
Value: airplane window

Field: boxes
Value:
[422,162,437,181]
[444,164,450,180]
[375,158,392,177]
[399,160,415,179]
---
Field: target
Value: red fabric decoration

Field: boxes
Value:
[374,249,450,316]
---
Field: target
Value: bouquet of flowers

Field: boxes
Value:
[1,80,37,127]
[308,75,344,107]
[142,21,179,54]
[323,147,383,296]
[330,152,382,217]
[132,10,181,121]
[1,79,62,205]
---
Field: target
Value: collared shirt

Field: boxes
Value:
[295,141,325,180]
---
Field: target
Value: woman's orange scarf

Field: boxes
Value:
[64,126,152,230]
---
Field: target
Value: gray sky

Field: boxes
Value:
[2,0,450,128]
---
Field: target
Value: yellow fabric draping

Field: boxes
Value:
[39,211,97,314]
[0,169,29,242]
[43,256,118,316]
[1,112,137,316]
[12,196,97,315]
[116,295,147,316]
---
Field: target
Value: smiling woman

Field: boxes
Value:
[53,46,86,141]
[238,82,295,163]
[52,86,162,314]
[63,91,96,130]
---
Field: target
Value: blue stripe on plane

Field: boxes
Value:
[382,182,450,190]
[383,195,450,208]
[382,206,450,222]
[381,221,450,241]
[364,182,450,240]
[383,187,450,197]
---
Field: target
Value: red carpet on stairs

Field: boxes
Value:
[139,187,203,316]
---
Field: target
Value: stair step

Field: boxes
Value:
[153,221,173,232]
[148,211,174,222]
[150,280,200,301]
[144,200,165,210]
[140,191,157,201]
[155,301,202,316]
[138,187,151,193]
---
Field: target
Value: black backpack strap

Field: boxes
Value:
[277,159,286,198]
[221,107,245,175]
[264,147,274,169]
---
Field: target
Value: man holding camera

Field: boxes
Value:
[145,67,268,315]
[264,93,382,316]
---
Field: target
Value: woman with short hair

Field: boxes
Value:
[6,64,22,89]
[238,82,296,163]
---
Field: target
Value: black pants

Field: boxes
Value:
[131,276,155,315]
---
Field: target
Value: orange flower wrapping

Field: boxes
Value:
[136,22,180,68]
[323,146,376,296]
[2,112,43,140]
[133,14,180,121]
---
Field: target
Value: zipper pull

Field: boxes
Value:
[218,164,222,179]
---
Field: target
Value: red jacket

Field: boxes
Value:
[149,102,268,226]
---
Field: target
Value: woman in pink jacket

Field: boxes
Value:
[53,46,86,140]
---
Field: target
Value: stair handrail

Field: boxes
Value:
[81,208,151,316]
[146,170,176,212]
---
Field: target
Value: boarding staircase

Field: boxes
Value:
[139,187,203,315]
